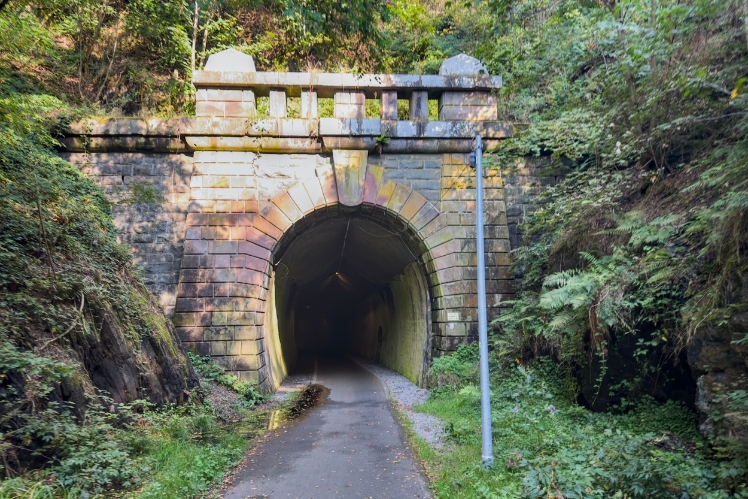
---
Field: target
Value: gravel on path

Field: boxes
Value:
[353,357,446,449]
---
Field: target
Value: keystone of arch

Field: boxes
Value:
[252,150,454,261]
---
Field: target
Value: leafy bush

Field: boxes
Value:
[424,358,748,498]
[188,353,267,407]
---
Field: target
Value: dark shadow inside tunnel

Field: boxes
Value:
[265,208,432,387]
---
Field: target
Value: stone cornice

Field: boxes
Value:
[61,117,513,153]
[191,71,502,98]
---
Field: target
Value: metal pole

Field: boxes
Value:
[475,135,494,468]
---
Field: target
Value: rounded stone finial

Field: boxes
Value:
[438,54,488,76]
[204,48,256,72]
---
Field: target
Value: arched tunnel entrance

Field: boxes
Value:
[265,206,432,387]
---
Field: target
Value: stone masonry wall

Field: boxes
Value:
[502,156,567,252]
[62,153,193,317]
[67,149,516,384]
[368,154,442,203]
[429,153,514,352]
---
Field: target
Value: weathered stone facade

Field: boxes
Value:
[62,52,518,390]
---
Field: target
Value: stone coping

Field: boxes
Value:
[65,117,512,139]
[61,118,512,153]
[192,71,502,98]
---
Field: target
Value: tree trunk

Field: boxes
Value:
[191,0,200,74]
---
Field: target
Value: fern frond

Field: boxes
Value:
[542,269,580,289]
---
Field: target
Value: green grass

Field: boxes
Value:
[406,348,748,499]
[128,432,248,499]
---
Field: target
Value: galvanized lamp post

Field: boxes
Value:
[471,135,494,468]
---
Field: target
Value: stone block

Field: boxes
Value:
[411,203,440,231]
[179,269,205,282]
[388,184,411,213]
[206,269,237,282]
[195,342,211,356]
[440,91,497,107]
[188,213,213,227]
[238,240,272,260]
[211,312,228,326]
[301,91,318,119]
[242,227,274,252]
[252,215,283,240]
[231,283,264,299]
[260,203,292,231]
[316,165,339,205]
[227,312,255,325]
[381,91,398,119]
[439,104,498,121]
[234,325,260,340]
[207,89,242,101]
[234,355,261,371]
[333,150,368,206]
[287,183,314,215]
[184,240,208,254]
[212,341,227,356]
[230,226,246,240]
[269,89,287,118]
[242,90,256,103]
[237,268,264,286]
[399,191,428,221]
[196,101,225,117]
[362,164,384,205]
[225,101,257,118]
[409,91,429,120]
[208,240,237,254]
[224,341,241,356]
[176,326,204,341]
[204,297,235,312]
[273,191,303,222]
[172,313,196,327]
[176,298,203,312]
[375,179,396,208]
[240,340,261,355]
[204,326,233,341]
[301,177,326,209]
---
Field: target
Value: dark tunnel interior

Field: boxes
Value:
[267,213,432,386]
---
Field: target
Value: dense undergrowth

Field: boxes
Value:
[0,353,268,498]
[419,344,747,498]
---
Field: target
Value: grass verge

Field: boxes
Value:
[404,345,748,499]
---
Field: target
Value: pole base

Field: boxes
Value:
[481,456,494,469]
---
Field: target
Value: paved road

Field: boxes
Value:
[221,356,431,499]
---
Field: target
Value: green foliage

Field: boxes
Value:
[422,357,747,498]
[188,353,267,407]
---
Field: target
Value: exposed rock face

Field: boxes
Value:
[45,296,199,416]
[75,304,198,407]
[688,308,748,444]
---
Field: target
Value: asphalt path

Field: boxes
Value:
[221,355,431,499]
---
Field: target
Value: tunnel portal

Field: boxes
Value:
[267,209,431,386]
[67,51,519,391]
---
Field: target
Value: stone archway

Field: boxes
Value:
[175,153,458,391]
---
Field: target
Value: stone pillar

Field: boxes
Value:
[301,90,318,119]
[334,90,365,119]
[409,91,429,121]
[269,89,287,118]
[381,91,398,120]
